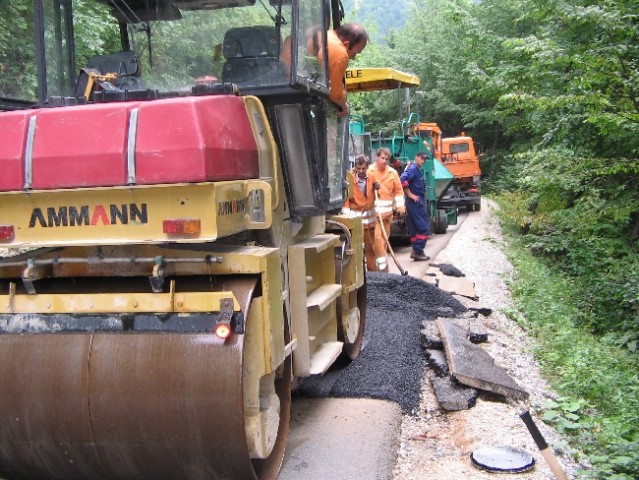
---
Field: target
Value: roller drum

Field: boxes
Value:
[0,331,265,480]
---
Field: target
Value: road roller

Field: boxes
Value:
[0,0,366,478]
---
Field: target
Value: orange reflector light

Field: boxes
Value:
[0,225,15,241]
[214,322,231,339]
[162,218,201,235]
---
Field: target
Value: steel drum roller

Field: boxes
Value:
[0,282,290,480]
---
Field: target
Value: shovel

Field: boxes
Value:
[519,409,569,480]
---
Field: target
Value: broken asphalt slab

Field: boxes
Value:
[437,318,529,401]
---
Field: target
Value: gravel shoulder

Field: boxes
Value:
[391,199,585,480]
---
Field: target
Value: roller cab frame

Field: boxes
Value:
[0,1,366,479]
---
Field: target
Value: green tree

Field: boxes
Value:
[0,0,37,101]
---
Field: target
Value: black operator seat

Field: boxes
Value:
[74,50,151,102]
[221,26,282,86]
[87,50,142,90]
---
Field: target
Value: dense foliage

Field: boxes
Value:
[342,0,410,42]
[496,214,639,480]
[350,0,639,342]
[0,1,38,100]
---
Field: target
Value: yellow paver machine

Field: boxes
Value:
[346,67,457,234]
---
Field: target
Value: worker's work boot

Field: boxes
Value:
[410,250,430,261]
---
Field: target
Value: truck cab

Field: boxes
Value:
[440,135,482,211]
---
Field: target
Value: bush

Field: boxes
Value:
[496,198,639,478]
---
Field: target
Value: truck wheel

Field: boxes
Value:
[433,210,448,234]
[474,202,482,212]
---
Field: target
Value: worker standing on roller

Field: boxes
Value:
[369,147,405,272]
[343,154,377,270]
[280,23,368,117]
[400,151,431,261]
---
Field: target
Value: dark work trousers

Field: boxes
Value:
[406,197,430,254]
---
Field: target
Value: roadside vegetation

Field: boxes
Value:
[497,193,639,479]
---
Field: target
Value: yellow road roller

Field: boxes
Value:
[0,1,366,478]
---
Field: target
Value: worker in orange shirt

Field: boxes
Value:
[327,23,368,117]
[368,147,405,272]
[280,23,367,116]
[343,154,377,270]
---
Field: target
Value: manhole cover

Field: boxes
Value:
[471,444,535,473]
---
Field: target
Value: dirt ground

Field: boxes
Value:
[391,199,587,480]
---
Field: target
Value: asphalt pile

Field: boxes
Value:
[294,271,467,413]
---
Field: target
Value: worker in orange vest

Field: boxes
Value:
[326,23,368,117]
[343,154,377,270]
[368,147,405,272]
[280,23,368,117]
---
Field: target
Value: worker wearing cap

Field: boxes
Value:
[369,147,405,272]
[400,151,431,261]
[343,154,377,270]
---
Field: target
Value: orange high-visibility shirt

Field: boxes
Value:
[369,165,404,217]
[281,29,348,111]
[325,30,349,109]
[343,173,376,228]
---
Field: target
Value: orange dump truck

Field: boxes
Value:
[414,125,482,212]
[440,135,482,211]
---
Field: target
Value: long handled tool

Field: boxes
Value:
[519,409,569,480]
[374,190,408,276]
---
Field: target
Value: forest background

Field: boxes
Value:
[1,0,639,478]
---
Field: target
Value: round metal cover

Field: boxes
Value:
[471,444,535,473]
